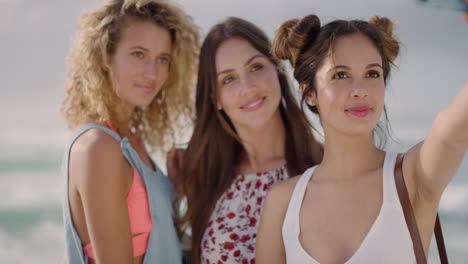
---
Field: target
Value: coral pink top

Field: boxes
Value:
[82,122,153,260]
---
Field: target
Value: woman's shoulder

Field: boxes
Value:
[71,127,122,159]
[265,174,302,207]
[69,127,128,187]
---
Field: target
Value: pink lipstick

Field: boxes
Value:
[346,105,370,117]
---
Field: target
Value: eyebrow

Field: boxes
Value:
[217,54,266,76]
[326,63,383,74]
[129,45,171,56]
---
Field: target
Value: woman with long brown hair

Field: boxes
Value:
[179,17,322,264]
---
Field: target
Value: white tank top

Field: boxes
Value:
[282,151,416,263]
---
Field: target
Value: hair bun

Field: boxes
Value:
[368,16,393,37]
[272,14,320,66]
[368,16,399,63]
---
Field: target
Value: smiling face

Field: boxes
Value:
[109,18,172,108]
[215,37,282,131]
[310,33,385,137]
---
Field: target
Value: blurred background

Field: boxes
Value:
[0,0,466,263]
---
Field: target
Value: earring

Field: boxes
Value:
[306,97,315,106]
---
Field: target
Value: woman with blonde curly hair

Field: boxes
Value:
[61,0,199,263]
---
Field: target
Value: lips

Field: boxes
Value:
[240,96,266,112]
[136,84,156,94]
[346,105,371,117]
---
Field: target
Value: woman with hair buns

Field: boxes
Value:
[61,0,199,263]
[178,17,322,264]
[257,14,467,263]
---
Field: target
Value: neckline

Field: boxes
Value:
[238,163,287,177]
[105,121,157,174]
[295,151,389,264]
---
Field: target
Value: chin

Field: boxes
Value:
[127,99,153,109]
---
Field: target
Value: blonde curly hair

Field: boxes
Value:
[62,0,200,152]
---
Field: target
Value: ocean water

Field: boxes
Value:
[1,129,467,263]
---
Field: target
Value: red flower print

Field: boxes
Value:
[200,165,289,264]
[240,235,251,242]
[224,242,235,250]
[255,180,261,189]
[249,217,257,227]
[257,197,263,205]
[230,233,239,241]
[247,244,254,252]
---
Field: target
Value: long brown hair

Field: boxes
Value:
[272,15,400,147]
[178,17,322,263]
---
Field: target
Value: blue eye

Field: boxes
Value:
[333,71,348,79]
[158,56,170,64]
[131,51,144,59]
[367,70,380,78]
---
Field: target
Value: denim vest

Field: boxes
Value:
[62,124,182,264]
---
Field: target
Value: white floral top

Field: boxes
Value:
[200,165,288,264]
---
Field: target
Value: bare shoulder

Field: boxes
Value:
[69,128,128,190]
[264,174,302,212]
[269,174,301,199]
[71,128,124,164]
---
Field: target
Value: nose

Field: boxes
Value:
[240,75,256,96]
[143,60,158,81]
[350,79,368,98]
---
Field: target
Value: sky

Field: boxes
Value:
[0,0,467,154]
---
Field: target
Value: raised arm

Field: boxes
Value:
[70,130,133,264]
[256,179,297,264]
[405,82,468,201]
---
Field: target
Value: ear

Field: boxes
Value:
[216,101,223,110]
[305,92,317,106]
